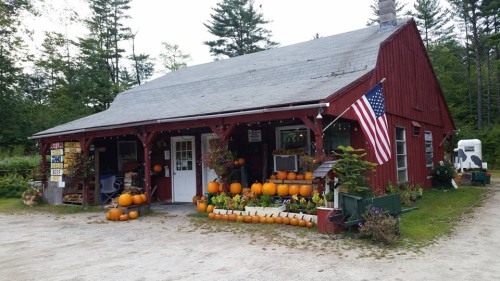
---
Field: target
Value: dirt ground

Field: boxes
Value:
[1,180,500,281]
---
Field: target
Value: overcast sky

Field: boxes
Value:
[29,0,416,69]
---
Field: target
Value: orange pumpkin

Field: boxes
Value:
[299,185,312,197]
[107,208,123,221]
[266,215,275,224]
[298,217,307,227]
[277,183,289,197]
[207,181,219,194]
[276,170,288,180]
[192,195,201,204]
[304,172,314,181]
[270,174,277,180]
[119,214,129,221]
[208,212,216,220]
[296,174,305,180]
[288,184,300,196]
[243,214,252,223]
[233,160,240,166]
[140,193,147,203]
[230,182,242,195]
[200,195,207,201]
[228,213,237,222]
[275,216,283,224]
[118,193,133,207]
[197,200,207,212]
[306,219,315,228]
[207,204,214,213]
[251,214,260,223]
[282,215,290,225]
[290,216,299,226]
[251,182,263,195]
[237,157,246,165]
[262,182,277,196]
[153,164,163,173]
[286,171,297,180]
[133,194,143,205]
[128,210,139,219]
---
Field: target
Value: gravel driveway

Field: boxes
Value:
[1,181,499,281]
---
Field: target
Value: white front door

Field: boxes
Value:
[171,136,196,202]
[201,133,219,194]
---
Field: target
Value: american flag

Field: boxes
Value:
[351,83,391,165]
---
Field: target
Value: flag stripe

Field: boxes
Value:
[351,83,391,165]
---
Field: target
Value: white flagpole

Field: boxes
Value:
[322,78,386,133]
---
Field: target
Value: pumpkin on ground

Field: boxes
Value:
[277,183,289,197]
[250,182,263,195]
[282,215,290,225]
[208,212,216,220]
[107,208,123,221]
[306,219,315,228]
[133,194,143,205]
[243,214,252,223]
[128,210,139,219]
[197,201,207,212]
[206,204,214,213]
[230,182,242,195]
[119,214,129,221]
[266,215,275,224]
[251,214,260,223]
[290,216,299,226]
[262,182,277,196]
[275,215,283,224]
[207,181,219,194]
[228,213,237,222]
[118,193,133,207]
[140,193,147,203]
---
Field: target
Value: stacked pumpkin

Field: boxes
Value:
[106,192,147,221]
[270,170,314,181]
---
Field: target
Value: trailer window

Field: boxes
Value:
[464,146,475,152]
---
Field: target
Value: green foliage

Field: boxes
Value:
[408,0,454,48]
[359,207,400,245]
[0,155,40,178]
[159,42,191,72]
[399,187,485,247]
[204,0,278,58]
[433,160,456,188]
[0,174,30,198]
[332,146,377,197]
[385,181,423,206]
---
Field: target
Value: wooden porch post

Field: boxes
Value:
[79,137,93,205]
[210,124,236,193]
[40,141,49,187]
[138,131,157,206]
[300,117,325,157]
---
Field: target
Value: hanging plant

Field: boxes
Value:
[202,139,233,176]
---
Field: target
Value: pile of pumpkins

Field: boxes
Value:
[249,181,313,197]
[106,192,147,221]
[206,210,314,228]
[270,170,314,181]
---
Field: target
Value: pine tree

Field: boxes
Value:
[204,0,278,58]
[409,0,455,48]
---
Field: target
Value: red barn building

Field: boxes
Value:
[32,13,455,204]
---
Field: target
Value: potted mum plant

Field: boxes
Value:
[202,139,234,191]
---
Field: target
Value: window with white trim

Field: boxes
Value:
[425,131,433,168]
[396,127,408,183]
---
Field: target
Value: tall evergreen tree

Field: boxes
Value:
[409,0,455,48]
[204,0,278,58]
[0,0,36,148]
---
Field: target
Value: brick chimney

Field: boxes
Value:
[379,0,396,30]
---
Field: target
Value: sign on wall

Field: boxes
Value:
[248,130,262,142]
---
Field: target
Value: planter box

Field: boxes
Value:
[245,205,286,217]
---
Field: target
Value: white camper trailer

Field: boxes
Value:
[453,139,487,171]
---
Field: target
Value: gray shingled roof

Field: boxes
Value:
[32,19,409,139]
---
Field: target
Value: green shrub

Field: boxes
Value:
[385,181,423,206]
[0,174,30,198]
[359,206,400,244]
[433,160,455,188]
[0,155,40,178]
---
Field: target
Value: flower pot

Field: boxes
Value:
[326,201,334,208]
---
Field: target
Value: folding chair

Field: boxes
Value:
[99,174,119,204]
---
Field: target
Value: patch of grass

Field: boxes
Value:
[0,198,103,214]
[398,186,486,247]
